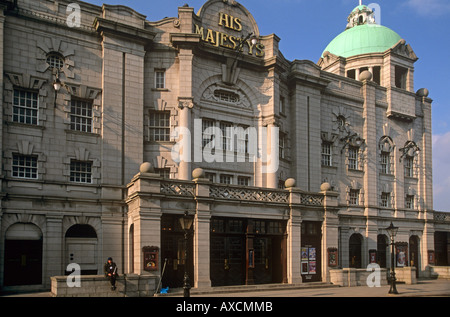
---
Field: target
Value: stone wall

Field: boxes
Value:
[51,274,158,297]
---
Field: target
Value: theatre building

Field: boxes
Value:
[0,0,449,293]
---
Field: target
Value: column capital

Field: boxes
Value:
[178,97,194,110]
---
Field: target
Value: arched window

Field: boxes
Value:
[377,234,389,268]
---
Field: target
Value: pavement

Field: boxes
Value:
[0,278,449,298]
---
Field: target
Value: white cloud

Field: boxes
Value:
[405,0,450,16]
[432,132,450,211]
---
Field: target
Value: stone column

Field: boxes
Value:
[193,170,212,288]
[287,181,302,284]
[321,183,339,283]
[45,215,63,282]
[177,98,194,180]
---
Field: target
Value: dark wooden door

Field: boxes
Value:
[210,235,245,286]
[409,236,419,277]
[253,237,272,285]
[4,240,43,286]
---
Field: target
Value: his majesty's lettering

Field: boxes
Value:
[194,11,265,57]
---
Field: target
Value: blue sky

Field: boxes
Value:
[85,0,450,211]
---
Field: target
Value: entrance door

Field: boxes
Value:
[4,223,43,286]
[210,235,245,287]
[409,236,419,278]
[301,221,322,282]
[161,215,194,289]
[254,237,272,285]
[4,240,43,286]
[349,233,363,268]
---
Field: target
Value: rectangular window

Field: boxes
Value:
[405,195,415,209]
[404,157,414,177]
[12,154,38,179]
[149,111,170,142]
[220,174,233,185]
[381,192,391,208]
[236,126,249,154]
[348,147,359,170]
[202,119,216,149]
[155,168,171,179]
[381,152,391,174]
[71,99,93,133]
[322,143,332,167]
[220,122,233,151]
[237,176,250,186]
[349,189,360,206]
[13,89,39,125]
[155,70,166,89]
[205,172,216,183]
[70,160,92,184]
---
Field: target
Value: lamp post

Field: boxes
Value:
[179,211,193,297]
[53,76,62,107]
[386,222,399,294]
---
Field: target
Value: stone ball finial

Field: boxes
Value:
[140,162,154,173]
[192,168,204,179]
[416,88,429,98]
[284,178,296,188]
[320,182,332,192]
[359,70,372,82]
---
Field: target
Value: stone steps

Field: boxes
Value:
[155,282,340,297]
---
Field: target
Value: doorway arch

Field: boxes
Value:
[377,234,389,268]
[65,224,98,275]
[4,223,43,286]
[349,233,363,268]
[409,235,420,277]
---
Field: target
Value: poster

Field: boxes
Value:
[396,243,408,267]
[301,248,308,261]
[301,262,308,274]
[309,248,316,261]
[308,261,316,274]
[328,248,338,267]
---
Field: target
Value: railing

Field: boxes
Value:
[158,179,325,206]
[160,180,195,197]
[434,211,450,223]
[209,185,289,203]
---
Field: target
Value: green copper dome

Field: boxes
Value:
[322,5,403,58]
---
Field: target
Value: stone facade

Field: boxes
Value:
[0,0,449,294]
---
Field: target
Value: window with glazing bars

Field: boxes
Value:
[381,192,391,208]
[404,156,414,177]
[155,70,165,89]
[349,189,360,205]
[70,160,92,184]
[149,111,170,141]
[220,122,233,151]
[12,154,38,179]
[13,89,39,125]
[381,152,391,174]
[71,99,93,133]
[348,147,359,170]
[202,119,216,149]
[322,143,332,166]
[220,174,233,184]
[405,195,415,209]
